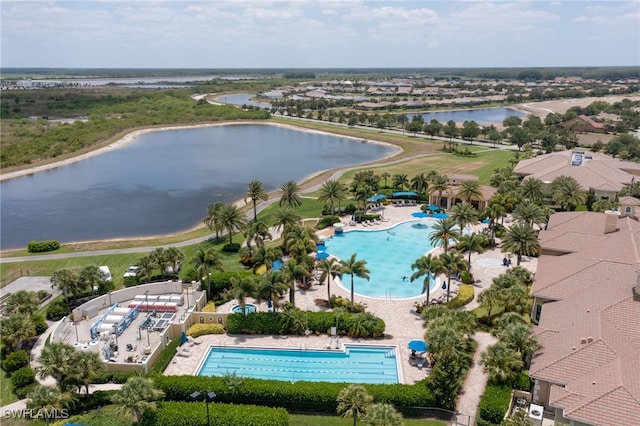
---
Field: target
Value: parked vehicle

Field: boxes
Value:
[99,265,112,282]
[123,266,139,278]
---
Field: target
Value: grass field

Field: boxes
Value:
[0,368,17,407]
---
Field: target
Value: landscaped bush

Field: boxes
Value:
[152,375,435,415]
[477,384,512,425]
[202,301,216,312]
[317,215,340,229]
[141,401,289,426]
[149,338,182,375]
[446,285,475,309]
[46,298,69,321]
[1,350,30,374]
[460,270,474,284]
[27,239,60,253]
[31,314,49,335]
[186,323,224,338]
[11,366,36,389]
[513,371,531,391]
[207,271,252,298]
[329,295,365,313]
[222,243,241,252]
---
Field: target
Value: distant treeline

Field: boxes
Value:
[2,66,639,80]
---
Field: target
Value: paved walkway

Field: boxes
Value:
[456,331,498,423]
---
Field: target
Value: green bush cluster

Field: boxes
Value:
[329,295,365,313]
[27,239,60,253]
[446,285,475,309]
[186,323,224,338]
[141,401,289,426]
[513,372,532,392]
[46,299,69,321]
[1,350,30,374]
[317,215,340,229]
[225,310,385,337]
[477,384,512,425]
[11,367,36,391]
[222,243,241,252]
[152,375,435,415]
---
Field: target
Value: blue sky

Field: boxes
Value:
[1,1,639,68]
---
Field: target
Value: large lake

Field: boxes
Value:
[0,124,395,249]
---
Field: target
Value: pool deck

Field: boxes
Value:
[164,204,537,385]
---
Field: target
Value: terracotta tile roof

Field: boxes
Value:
[530,211,640,426]
[619,196,640,206]
[577,115,605,129]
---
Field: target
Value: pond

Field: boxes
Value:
[0,124,396,249]
[217,93,271,109]
[406,107,526,124]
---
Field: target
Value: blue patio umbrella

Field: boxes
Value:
[411,212,429,219]
[316,244,327,251]
[427,205,440,211]
[316,252,330,259]
[408,339,428,353]
[481,218,490,224]
[433,212,449,219]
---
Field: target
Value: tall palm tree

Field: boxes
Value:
[230,276,257,315]
[497,323,541,361]
[219,203,248,245]
[482,202,505,245]
[318,179,348,216]
[136,256,155,283]
[256,271,287,311]
[285,224,318,254]
[438,250,467,302]
[281,258,309,307]
[429,217,461,253]
[450,202,478,231]
[164,247,185,274]
[410,173,429,194]
[550,175,586,211]
[520,177,544,202]
[279,180,303,209]
[456,232,487,271]
[380,171,391,188]
[67,351,105,397]
[150,248,169,279]
[251,246,283,273]
[50,269,79,305]
[273,207,302,233]
[244,179,269,222]
[456,179,482,204]
[192,246,224,300]
[480,342,523,384]
[410,254,445,306]
[79,265,103,296]
[27,385,75,426]
[37,342,77,391]
[337,384,373,426]
[429,174,450,207]
[245,220,272,252]
[0,314,36,351]
[202,201,225,239]
[340,253,370,311]
[501,223,540,265]
[477,287,503,325]
[513,202,548,229]
[391,173,409,190]
[317,257,343,302]
[112,376,165,424]
[362,403,403,426]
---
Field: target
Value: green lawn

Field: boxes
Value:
[289,414,446,425]
[0,368,17,407]
[257,197,324,227]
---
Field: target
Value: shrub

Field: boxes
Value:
[1,350,30,375]
[27,240,60,253]
[37,290,50,300]
[46,299,69,321]
[329,295,365,313]
[141,401,289,426]
[149,338,182,375]
[513,371,531,391]
[11,367,36,389]
[123,276,140,287]
[15,383,37,399]
[477,384,512,425]
[460,270,474,284]
[317,215,340,229]
[31,314,49,335]
[447,285,475,309]
[202,301,216,312]
[186,323,224,338]
[222,243,241,253]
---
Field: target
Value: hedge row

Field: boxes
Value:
[27,240,60,253]
[149,338,182,375]
[225,310,385,337]
[186,323,225,338]
[477,384,512,425]
[446,285,475,309]
[140,401,289,426]
[152,375,435,415]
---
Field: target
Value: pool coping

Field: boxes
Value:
[194,343,403,385]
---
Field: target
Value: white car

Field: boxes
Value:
[99,266,112,282]
[123,266,139,278]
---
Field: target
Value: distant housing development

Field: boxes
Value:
[529,206,640,426]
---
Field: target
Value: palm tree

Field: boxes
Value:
[410,172,429,194]
[245,220,272,252]
[337,384,373,426]
[37,342,77,391]
[202,201,225,239]
[438,250,467,302]
[429,217,461,253]
[498,323,541,361]
[317,257,343,302]
[279,180,303,209]
[520,177,544,202]
[219,203,248,245]
[550,175,586,211]
[380,171,391,188]
[501,223,540,265]
[340,253,370,311]
[150,248,169,279]
[256,271,287,311]
[79,265,103,296]
[284,224,318,253]
[281,258,309,307]
[50,269,79,305]
[230,276,257,315]
[391,173,409,190]
[0,314,36,351]
[450,201,478,231]
[318,179,348,215]
[27,385,75,426]
[362,403,403,426]
[192,246,224,300]
[429,174,450,207]
[112,375,165,424]
[164,247,185,275]
[477,287,502,325]
[482,202,505,245]
[280,308,307,334]
[136,255,155,283]
[5,291,39,315]
[251,246,283,273]
[273,207,302,233]
[513,202,548,229]
[67,351,105,397]
[480,342,524,384]
[410,254,445,306]
[456,179,482,205]
[456,232,487,271]
[244,179,269,221]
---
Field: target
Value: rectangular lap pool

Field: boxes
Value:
[197,345,400,384]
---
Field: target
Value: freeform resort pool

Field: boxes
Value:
[326,221,437,299]
[197,345,400,384]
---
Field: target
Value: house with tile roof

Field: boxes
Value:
[528,208,640,426]
[513,150,640,202]
[562,115,606,133]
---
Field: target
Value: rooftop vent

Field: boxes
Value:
[580,338,588,344]
[587,337,593,343]
[571,151,585,166]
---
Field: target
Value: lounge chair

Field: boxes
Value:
[176,349,191,358]
[187,336,202,345]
